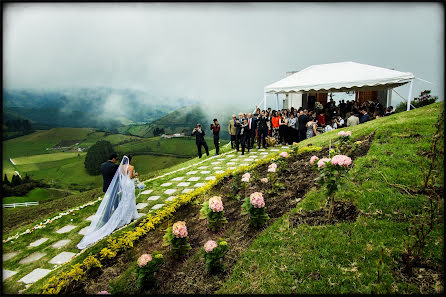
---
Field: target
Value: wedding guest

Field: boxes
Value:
[235,117,242,152]
[271,110,280,142]
[359,107,370,124]
[324,120,334,132]
[288,113,297,129]
[247,113,256,150]
[317,112,326,127]
[192,124,209,158]
[306,116,318,139]
[297,110,308,142]
[333,114,345,129]
[347,110,360,127]
[266,111,272,136]
[257,110,268,149]
[279,113,287,145]
[210,118,220,155]
[240,118,249,155]
[228,114,237,149]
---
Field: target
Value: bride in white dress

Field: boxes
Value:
[77,155,139,250]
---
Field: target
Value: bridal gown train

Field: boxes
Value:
[77,156,139,250]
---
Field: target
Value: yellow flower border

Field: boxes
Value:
[40,145,322,294]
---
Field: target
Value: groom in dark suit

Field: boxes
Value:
[100,153,119,193]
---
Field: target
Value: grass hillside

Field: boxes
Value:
[117,104,209,137]
[5,102,440,295]
[3,127,228,191]
[218,102,444,294]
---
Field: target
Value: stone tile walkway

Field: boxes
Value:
[3,144,289,292]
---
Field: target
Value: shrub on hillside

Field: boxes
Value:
[395,90,438,113]
[84,140,115,175]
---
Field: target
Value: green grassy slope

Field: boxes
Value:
[117,104,209,137]
[3,126,228,192]
[219,102,444,294]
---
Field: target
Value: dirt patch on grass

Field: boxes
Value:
[289,200,359,227]
[64,133,375,294]
[392,259,444,294]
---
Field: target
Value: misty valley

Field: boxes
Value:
[2,87,230,221]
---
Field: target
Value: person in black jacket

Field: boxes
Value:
[210,119,220,155]
[240,118,249,155]
[192,124,209,158]
[297,110,308,142]
[100,153,119,193]
[257,110,268,149]
[235,118,242,152]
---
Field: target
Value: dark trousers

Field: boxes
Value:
[298,129,306,142]
[213,135,220,155]
[240,134,248,154]
[230,134,236,149]
[197,141,209,158]
[245,129,252,149]
[257,129,267,148]
[250,129,256,149]
[235,134,241,151]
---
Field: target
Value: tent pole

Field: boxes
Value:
[264,92,266,110]
[276,93,279,110]
[387,88,392,107]
[407,79,414,111]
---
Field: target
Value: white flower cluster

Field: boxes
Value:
[134,178,146,190]
[3,196,103,243]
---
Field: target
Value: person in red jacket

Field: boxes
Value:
[210,118,221,155]
[317,112,326,127]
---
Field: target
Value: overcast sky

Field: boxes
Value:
[3,2,444,109]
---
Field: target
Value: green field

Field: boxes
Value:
[2,128,227,193]
[114,136,225,156]
[2,128,95,158]
[12,152,84,165]
[2,188,71,204]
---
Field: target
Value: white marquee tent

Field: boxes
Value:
[262,61,416,111]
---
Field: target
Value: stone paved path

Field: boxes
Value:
[2,145,289,293]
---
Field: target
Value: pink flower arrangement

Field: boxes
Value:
[241,172,251,182]
[267,163,277,172]
[260,177,268,183]
[310,155,319,165]
[331,155,352,167]
[204,240,218,253]
[97,291,111,294]
[338,131,352,137]
[279,151,289,158]
[172,221,188,238]
[137,253,152,267]
[209,196,224,212]
[317,158,331,168]
[250,192,265,208]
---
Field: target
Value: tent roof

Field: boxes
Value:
[265,61,414,94]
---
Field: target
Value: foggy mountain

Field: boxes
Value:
[3,87,198,131]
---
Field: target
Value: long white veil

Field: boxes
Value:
[77,155,138,250]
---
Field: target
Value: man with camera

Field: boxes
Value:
[210,119,221,155]
[191,124,209,158]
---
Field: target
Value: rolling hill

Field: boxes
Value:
[3,87,198,131]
